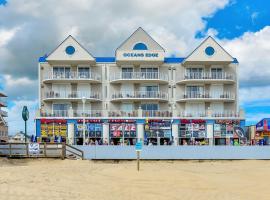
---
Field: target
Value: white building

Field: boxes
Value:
[0,92,8,142]
[36,27,245,146]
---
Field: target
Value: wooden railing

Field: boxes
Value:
[0,143,84,160]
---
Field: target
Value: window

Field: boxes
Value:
[141,104,158,111]
[121,103,133,111]
[53,67,70,78]
[186,86,204,98]
[211,68,223,79]
[133,43,148,50]
[141,68,158,79]
[53,104,69,111]
[186,68,203,79]
[122,68,133,79]
[205,46,215,56]
[78,67,90,78]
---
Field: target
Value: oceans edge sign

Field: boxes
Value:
[116,50,164,62]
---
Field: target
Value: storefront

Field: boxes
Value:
[213,120,245,145]
[40,119,67,143]
[144,119,172,145]
[109,119,136,145]
[75,119,103,145]
[178,119,209,145]
[255,118,270,145]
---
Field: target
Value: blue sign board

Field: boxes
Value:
[135,142,142,151]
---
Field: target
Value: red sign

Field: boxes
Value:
[108,119,135,123]
[41,119,67,124]
[180,119,206,124]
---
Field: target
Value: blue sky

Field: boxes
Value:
[0,0,270,134]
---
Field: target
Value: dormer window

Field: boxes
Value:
[133,42,148,50]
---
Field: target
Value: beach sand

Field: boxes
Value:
[0,158,269,200]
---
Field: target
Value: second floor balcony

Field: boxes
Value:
[44,91,101,102]
[43,72,101,83]
[110,72,169,84]
[177,91,235,102]
[177,72,235,84]
[111,91,169,102]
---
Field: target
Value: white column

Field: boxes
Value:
[172,123,179,146]
[207,124,214,146]
[67,123,75,145]
[137,123,144,143]
[103,123,109,144]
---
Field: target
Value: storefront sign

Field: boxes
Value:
[216,120,240,125]
[181,119,206,124]
[108,119,135,123]
[77,119,102,123]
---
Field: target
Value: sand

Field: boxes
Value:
[0,158,269,200]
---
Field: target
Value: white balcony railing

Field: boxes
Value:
[179,111,207,118]
[142,110,172,117]
[40,110,69,117]
[44,72,101,81]
[110,72,168,82]
[108,110,138,117]
[45,91,101,100]
[179,72,235,81]
[74,110,102,117]
[181,91,235,100]
[179,111,240,118]
[112,91,169,100]
[211,111,240,118]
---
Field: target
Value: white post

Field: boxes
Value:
[82,97,86,145]
[67,123,75,145]
[137,123,144,143]
[172,123,179,146]
[102,123,109,144]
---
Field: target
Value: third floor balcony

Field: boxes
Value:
[111,91,169,102]
[177,72,235,84]
[43,72,101,83]
[110,72,169,84]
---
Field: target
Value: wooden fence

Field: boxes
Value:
[0,143,84,159]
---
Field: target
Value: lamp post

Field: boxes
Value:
[82,97,86,145]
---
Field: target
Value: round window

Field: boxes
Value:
[65,46,75,55]
[205,46,215,56]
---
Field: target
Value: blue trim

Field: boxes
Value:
[39,55,47,62]
[36,119,41,137]
[233,58,239,63]
[95,57,116,63]
[164,57,185,63]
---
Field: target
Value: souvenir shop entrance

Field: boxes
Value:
[40,119,67,143]
[144,119,172,145]
[213,120,243,145]
[178,119,209,145]
[109,119,137,145]
[75,119,103,145]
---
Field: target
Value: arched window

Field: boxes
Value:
[133,42,148,50]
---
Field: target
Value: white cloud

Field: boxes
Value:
[239,85,270,105]
[0,27,20,47]
[221,26,270,87]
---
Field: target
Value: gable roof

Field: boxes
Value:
[184,36,234,63]
[46,35,95,61]
[116,27,165,52]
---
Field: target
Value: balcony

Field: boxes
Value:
[111,91,169,102]
[0,110,8,117]
[142,110,172,117]
[110,72,169,84]
[43,72,101,83]
[177,72,235,84]
[177,91,235,102]
[44,91,101,102]
[108,110,138,117]
[0,97,7,107]
[179,110,240,118]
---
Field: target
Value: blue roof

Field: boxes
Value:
[38,55,238,64]
[94,57,115,63]
[164,57,185,63]
[233,58,239,63]
[39,55,47,62]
